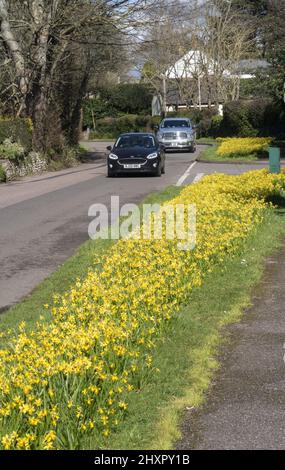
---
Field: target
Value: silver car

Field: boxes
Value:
[156,118,196,153]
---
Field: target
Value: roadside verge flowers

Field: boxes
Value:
[216,137,272,158]
[0,169,284,449]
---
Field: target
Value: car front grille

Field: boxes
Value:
[118,158,147,165]
[163,132,177,140]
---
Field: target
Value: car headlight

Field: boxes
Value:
[147,152,158,160]
[187,132,193,139]
[109,153,118,160]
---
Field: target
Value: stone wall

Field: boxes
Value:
[0,152,48,181]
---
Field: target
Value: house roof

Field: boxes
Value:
[237,59,270,71]
[166,50,215,79]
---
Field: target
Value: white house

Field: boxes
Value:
[166,50,215,80]
[165,50,268,81]
[152,50,269,116]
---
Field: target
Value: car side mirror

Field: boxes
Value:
[106,145,112,151]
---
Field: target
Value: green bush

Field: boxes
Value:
[149,115,161,129]
[83,84,153,126]
[90,111,223,140]
[197,118,212,137]
[92,115,161,139]
[167,108,217,123]
[0,138,25,161]
[262,101,285,138]
[110,84,153,115]
[221,101,258,137]
[210,114,223,137]
[219,99,285,138]
[47,146,79,171]
[115,115,139,134]
[89,98,285,140]
[0,164,6,182]
[134,115,151,129]
[0,118,32,151]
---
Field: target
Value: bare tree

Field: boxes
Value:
[201,0,254,104]
[137,0,254,114]
[0,0,156,150]
[138,0,201,115]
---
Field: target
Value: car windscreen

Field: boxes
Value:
[115,135,155,149]
[162,120,190,128]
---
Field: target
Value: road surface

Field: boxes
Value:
[0,142,276,311]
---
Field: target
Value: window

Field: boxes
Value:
[115,135,155,148]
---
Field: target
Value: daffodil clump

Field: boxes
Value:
[0,169,285,450]
[216,137,272,158]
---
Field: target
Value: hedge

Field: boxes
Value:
[167,100,285,139]
[220,99,285,138]
[89,99,285,140]
[83,84,153,126]
[91,115,161,139]
[0,118,33,151]
[90,109,221,139]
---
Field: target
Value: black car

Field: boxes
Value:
[106,133,165,177]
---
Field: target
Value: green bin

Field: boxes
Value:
[269,147,280,174]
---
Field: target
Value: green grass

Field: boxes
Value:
[196,137,216,145]
[88,137,115,142]
[101,207,285,450]
[198,144,260,162]
[0,185,181,341]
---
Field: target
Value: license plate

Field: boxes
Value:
[124,164,141,169]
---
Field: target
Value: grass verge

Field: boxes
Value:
[198,144,260,162]
[102,207,285,450]
[2,184,285,450]
[196,137,216,145]
[0,185,181,340]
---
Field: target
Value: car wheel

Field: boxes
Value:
[161,164,165,174]
[190,144,196,153]
[108,168,115,177]
[155,164,162,177]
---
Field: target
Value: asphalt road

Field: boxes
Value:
[0,142,277,311]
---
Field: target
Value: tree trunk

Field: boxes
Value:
[0,0,28,111]
[68,71,90,146]
[162,75,167,117]
[30,4,52,151]
[31,88,48,151]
